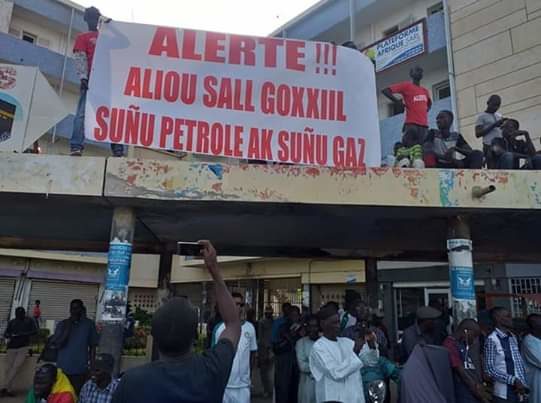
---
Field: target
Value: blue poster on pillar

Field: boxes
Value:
[105,241,132,291]
[450,266,475,300]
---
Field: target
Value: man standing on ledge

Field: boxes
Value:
[112,241,241,403]
[70,6,124,157]
[383,66,432,145]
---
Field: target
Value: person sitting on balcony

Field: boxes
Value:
[70,6,124,157]
[382,66,432,146]
[424,110,483,169]
[394,128,425,168]
[498,118,541,170]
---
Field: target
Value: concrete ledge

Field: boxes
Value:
[105,158,541,210]
[0,154,105,196]
[1,155,540,260]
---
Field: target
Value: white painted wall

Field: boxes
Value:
[9,12,76,55]
[0,0,13,33]
[356,0,442,47]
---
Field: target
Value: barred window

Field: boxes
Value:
[510,278,541,317]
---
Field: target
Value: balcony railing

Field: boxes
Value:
[0,31,78,86]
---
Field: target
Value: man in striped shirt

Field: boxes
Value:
[484,307,527,403]
[79,354,119,403]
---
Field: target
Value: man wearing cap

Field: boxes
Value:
[309,306,365,403]
[79,354,118,403]
[111,241,241,403]
[399,306,443,363]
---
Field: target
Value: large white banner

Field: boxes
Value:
[363,20,426,72]
[86,21,381,168]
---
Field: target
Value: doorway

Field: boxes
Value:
[424,288,450,310]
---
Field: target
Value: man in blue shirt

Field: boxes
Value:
[79,353,119,403]
[54,299,99,395]
[484,307,527,403]
[271,303,291,343]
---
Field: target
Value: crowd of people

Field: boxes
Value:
[2,241,539,403]
[382,66,541,171]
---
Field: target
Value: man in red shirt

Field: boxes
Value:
[382,66,432,145]
[70,7,124,157]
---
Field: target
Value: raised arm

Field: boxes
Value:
[382,88,403,105]
[519,131,537,156]
[200,240,241,349]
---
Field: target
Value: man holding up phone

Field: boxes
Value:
[112,241,241,403]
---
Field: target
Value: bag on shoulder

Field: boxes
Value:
[38,319,72,363]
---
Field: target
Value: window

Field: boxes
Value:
[433,80,451,101]
[510,278,541,317]
[428,2,444,15]
[383,25,399,38]
[22,31,37,44]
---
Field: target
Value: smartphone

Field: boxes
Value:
[177,242,203,256]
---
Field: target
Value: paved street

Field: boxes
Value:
[0,390,273,403]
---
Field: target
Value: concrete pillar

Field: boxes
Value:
[365,258,379,310]
[257,279,265,319]
[302,283,311,310]
[447,217,477,324]
[98,207,135,375]
[152,251,173,361]
[348,0,357,42]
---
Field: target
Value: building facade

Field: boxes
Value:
[171,256,366,320]
[273,0,541,340]
[379,261,541,342]
[448,0,541,146]
[0,0,193,160]
[1,0,540,344]
[0,249,159,335]
[272,0,453,158]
